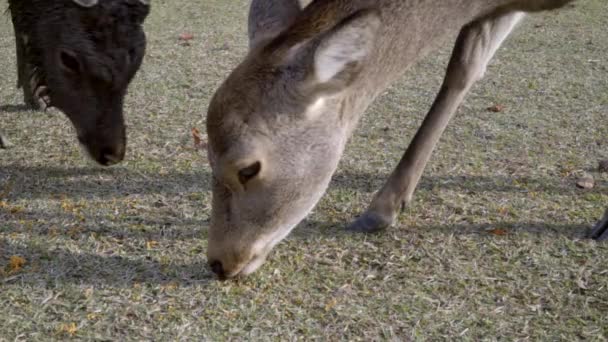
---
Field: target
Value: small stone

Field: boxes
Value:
[576,174,595,189]
[0,135,12,149]
[598,160,608,173]
[178,33,194,41]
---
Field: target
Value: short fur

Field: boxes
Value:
[205,0,604,280]
[5,0,150,165]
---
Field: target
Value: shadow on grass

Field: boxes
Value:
[1,206,208,242]
[294,219,595,241]
[0,239,214,287]
[0,164,211,200]
[0,219,597,287]
[0,104,31,113]
[330,170,599,196]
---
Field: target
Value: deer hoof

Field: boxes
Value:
[346,211,392,233]
[34,86,51,111]
[589,209,608,242]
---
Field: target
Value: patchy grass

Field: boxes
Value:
[1,0,607,340]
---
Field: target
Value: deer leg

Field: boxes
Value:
[589,209,608,242]
[13,24,48,111]
[14,29,36,109]
[348,11,526,233]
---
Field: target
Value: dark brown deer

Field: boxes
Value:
[205,0,606,279]
[2,0,150,166]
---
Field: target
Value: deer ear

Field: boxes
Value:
[248,0,302,50]
[304,10,381,97]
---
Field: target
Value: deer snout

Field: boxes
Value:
[78,133,126,166]
[206,234,270,280]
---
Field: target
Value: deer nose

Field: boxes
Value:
[98,146,124,166]
[209,260,226,280]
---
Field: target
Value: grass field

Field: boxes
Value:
[1,0,607,340]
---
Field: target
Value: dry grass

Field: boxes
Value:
[1,0,607,339]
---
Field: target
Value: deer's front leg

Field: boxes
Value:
[13,27,49,110]
[589,209,608,242]
[348,12,526,233]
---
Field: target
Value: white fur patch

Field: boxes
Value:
[304,97,326,120]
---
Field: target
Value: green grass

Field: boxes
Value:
[1,0,607,339]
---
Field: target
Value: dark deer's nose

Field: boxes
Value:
[97,146,124,166]
[78,133,126,166]
[209,260,226,280]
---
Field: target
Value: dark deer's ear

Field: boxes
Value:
[300,9,381,98]
[248,0,302,50]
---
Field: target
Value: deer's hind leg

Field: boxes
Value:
[348,11,526,233]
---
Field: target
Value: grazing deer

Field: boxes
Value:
[2,0,150,165]
[205,0,606,279]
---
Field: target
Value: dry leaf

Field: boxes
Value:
[146,240,159,250]
[8,255,26,273]
[487,104,505,113]
[488,228,507,236]
[191,127,207,150]
[57,323,78,336]
[325,298,338,311]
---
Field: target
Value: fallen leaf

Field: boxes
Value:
[325,298,338,311]
[488,228,508,236]
[487,104,505,113]
[146,240,159,250]
[576,175,594,189]
[191,127,207,150]
[8,255,26,273]
[57,323,78,336]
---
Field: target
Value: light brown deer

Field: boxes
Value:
[205,0,606,279]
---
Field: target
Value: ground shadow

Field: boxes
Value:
[0,164,212,200]
[0,104,31,113]
[1,205,208,242]
[294,219,596,241]
[1,219,595,288]
[330,170,605,196]
[0,239,213,287]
